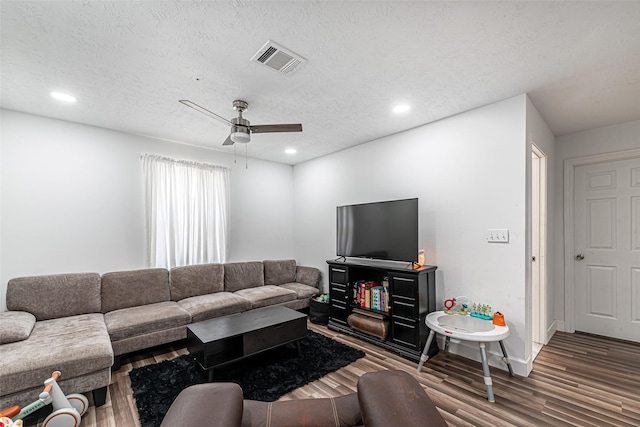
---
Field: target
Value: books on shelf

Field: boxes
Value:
[353,280,389,313]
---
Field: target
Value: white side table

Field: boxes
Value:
[416,311,514,402]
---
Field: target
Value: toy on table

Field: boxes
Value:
[10,371,88,427]
[470,303,493,320]
[443,296,471,315]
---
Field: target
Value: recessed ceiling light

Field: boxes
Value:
[285,148,297,155]
[392,104,410,113]
[50,92,78,103]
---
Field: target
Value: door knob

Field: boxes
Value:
[576,254,585,261]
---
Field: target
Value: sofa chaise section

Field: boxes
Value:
[1,273,112,408]
[101,268,191,369]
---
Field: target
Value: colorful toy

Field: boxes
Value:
[0,407,20,419]
[470,303,493,320]
[312,293,329,303]
[0,417,23,427]
[493,312,506,326]
[443,296,470,315]
[10,371,88,427]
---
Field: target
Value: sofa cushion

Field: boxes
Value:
[170,263,224,301]
[0,313,113,397]
[6,273,101,321]
[295,266,321,288]
[224,262,264,292]
[279,283,320,300]
[101,268,170,313]
[263,260,297,286]
[104,301,191,341]
[0,311,36,344]
[178,292,251,323]
[234,285,296,309]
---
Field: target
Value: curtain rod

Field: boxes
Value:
[140,154,230,171]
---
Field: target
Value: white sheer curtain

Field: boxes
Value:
[142,154,230,268]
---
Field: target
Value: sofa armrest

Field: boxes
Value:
[357,370,447,427]
[0,311,36,344]
[160,383,243,427]
[295,266,321,289]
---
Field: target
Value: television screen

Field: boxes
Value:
[336,198,418,263]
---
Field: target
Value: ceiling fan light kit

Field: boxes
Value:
[230,129,251,144]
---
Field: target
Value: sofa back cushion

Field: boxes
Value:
[224,262,264,292]
[6,273,101,321]
[101,268,170,313]
[263,260,297,285]
[170,263,224,301]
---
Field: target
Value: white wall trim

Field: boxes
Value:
[546,319,557,344]
[563,147,640,333]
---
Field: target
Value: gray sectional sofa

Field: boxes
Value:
[0,260,321,409]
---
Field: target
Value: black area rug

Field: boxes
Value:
[129,330,365,427]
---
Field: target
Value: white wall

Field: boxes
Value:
[0,109,296,311]
[294,95,532,375]
[553,119,640,329]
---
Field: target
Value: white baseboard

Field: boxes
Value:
[546,319,558,344]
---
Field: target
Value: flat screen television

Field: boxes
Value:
[336,198,418,263]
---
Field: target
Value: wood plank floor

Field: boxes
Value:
[25,322,639,426]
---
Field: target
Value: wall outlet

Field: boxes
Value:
[487,229,509,243]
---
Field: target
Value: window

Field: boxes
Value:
[142,154,230,268]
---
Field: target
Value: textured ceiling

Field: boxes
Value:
[2,1,640,165]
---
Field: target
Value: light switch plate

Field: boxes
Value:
[487,229,509,243]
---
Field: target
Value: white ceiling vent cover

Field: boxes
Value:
[250,40,307,75]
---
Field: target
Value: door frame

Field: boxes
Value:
[531,144,547,345]
[563,147,640,333]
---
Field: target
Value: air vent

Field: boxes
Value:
[250,40,307,75]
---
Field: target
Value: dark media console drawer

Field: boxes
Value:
[330,267,348,284]
[392,295,417,319]
[330,300,349,324]
[330,282,349,299]
[390,274,417,299]
[391,317,419,350]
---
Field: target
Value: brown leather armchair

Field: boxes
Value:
[160,370,447,427]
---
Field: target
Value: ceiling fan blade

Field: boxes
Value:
[250,124,303,134]
[179,100,232,126]
[222,135,234,146]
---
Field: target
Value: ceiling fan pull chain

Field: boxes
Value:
[234,144,237,164]
[245,144,248,169]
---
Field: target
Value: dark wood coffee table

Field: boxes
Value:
[186,305,308,381]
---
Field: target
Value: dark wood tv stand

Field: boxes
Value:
[326,259,439,362]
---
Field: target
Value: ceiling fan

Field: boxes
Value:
[179,99,303,145]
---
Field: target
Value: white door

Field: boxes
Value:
[574,157,640,342]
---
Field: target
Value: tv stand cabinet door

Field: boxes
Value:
[389,273,420,350]
[329,265,350,325]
